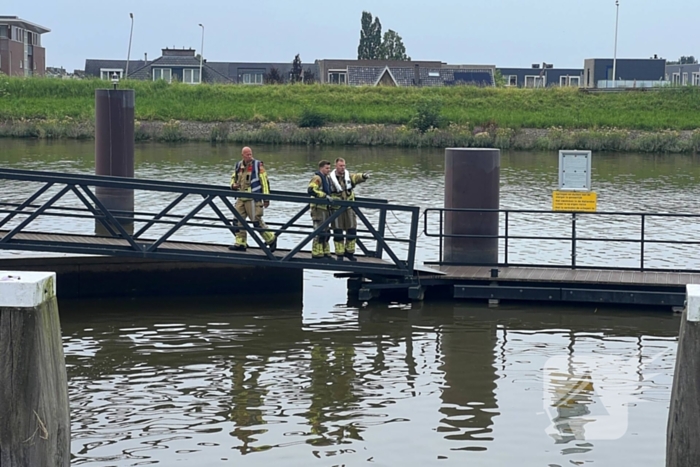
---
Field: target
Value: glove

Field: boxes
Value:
[326,195,334,202]
[263,200,270,208]
[363,172,371,179]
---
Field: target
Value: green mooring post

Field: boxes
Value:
[666,284,700,467]
[0,271,70,467]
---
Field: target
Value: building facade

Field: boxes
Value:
[86,48,318,84]
[665,63,700,86]
[583,58,667,88]
[315,60,495,87]
[0,16,50,77]
[498,65,583,88]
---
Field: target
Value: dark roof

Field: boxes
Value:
[84,59,150,77]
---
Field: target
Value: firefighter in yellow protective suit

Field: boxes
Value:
[307,160,334,260]
[329,157,370,261]
[228,146,277,251]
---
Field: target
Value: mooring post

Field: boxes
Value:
[666,284,700,467]
[0,271,70,467]
[95,84,135,235]
[443,148,500,264]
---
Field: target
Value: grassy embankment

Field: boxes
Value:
[2,77,700,152]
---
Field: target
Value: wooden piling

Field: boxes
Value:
[0,271,70,467]
[666,284,700,467]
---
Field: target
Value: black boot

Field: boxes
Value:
[228,244,246,251]
[268,236,277,253]
[345,252,357,262]
[336,254,345,261]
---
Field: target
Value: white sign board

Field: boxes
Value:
[558,150,592,191]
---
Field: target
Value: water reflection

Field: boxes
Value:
[60,297,678,466]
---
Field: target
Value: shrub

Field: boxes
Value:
[409,97,443,133]
[159,119,184,142]
[298,108,327,128]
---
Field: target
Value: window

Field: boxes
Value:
[0,25,8,38]
[672,73,681,85]
[153,68,172,82]
[242,72,263,84]
[19,60,23,69]
[100,68,123,80]
[507,75,518,86]
[183,68,201,84]
[428,71,440,77]
[328,71,347,85]
[683,73,689,85]
[693,72,700,86]
[560,76,581,87]
[525,75,545,88]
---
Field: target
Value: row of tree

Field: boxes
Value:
[357,11,410,61]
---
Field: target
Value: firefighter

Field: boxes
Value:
[329,157,370,261]
[307,159,334,260]
[228,146,277,252]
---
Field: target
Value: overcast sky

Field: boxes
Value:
[7,0,697,71]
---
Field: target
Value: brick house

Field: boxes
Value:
[0,16,50,77]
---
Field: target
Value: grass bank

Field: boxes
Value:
[3,77,700,129]
[1,77,700,151]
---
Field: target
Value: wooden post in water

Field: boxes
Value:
[666,284,700,467]
[0,271,70,467]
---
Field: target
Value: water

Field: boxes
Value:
[2,139,698,465]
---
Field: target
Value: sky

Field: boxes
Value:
[6,0,698,72]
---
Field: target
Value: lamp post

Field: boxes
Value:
[612,0,620,88]
[198,23,204,84]
[125,13,134,79]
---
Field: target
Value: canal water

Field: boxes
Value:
[2,139,699,466]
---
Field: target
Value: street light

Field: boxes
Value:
[612,0,620,87]
[198,23,204,84]
[126,13,134,79]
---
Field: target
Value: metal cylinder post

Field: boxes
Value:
[94,88,135,235]
[443,148,500,264]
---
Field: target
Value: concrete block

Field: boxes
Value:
[0,271,56,308]
[687,284,700,322]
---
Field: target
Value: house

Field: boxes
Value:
[0,16,50,77]
[86,48,228,84]
[315,59,495,87]
[583,58,667,88]
[205,61,318,84]
[665,63,700,86]
[85,48,318,84]
[498,64,583,88]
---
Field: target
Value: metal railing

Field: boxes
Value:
[423,208,700,272]
[0,168,419,276]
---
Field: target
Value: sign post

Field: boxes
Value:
[552,150,597,212]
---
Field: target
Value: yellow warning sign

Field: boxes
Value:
[552,191,597,212]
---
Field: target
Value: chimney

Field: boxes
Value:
[144,52,147,62]
[414,63,421,86]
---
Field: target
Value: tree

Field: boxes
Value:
[667,56,697,65]
[303,67,316,84]
[378,30,410,61]
[357,11,382,60]
[291,54,303,83]
[264,67,283,84]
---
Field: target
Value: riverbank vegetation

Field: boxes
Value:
[2,77,700,152]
